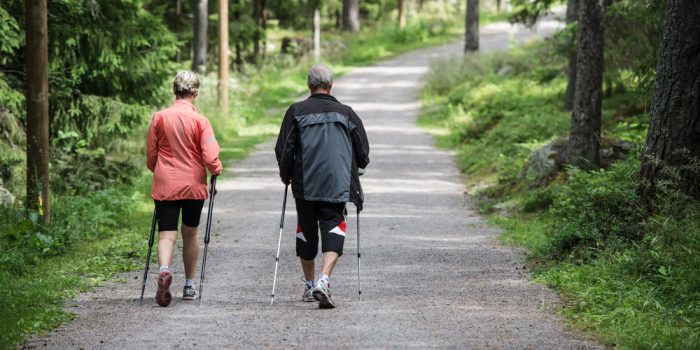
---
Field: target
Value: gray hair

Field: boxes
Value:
[173,70,200,98]
[307,64,333,91]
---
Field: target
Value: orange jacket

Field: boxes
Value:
[147,99,222,201]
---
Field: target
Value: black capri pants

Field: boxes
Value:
[295,198,347,260]
[154,200,205,232]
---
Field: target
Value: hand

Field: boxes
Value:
[281,177,291,185]
[358,168,366,176]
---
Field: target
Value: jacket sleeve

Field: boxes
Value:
[275,106,297,184]
[349,109,370,169]
[146,113,159,172]
[200,117,223,175]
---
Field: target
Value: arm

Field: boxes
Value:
[146,113,159,172]
[349,109,370,170]
[275,106,297,184]
[200,118,223,175]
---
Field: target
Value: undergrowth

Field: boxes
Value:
[420,39,700,348]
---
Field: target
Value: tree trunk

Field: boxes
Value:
[233,0,243,71]
[342,0,360,33]
[564,0,579,111]
[639,0,700,203]
[496,0,502,12]
[193,0,208,72]
[218,0,228,117]
[464,0,479,52]
[261,0,267,60]
[252,0,261,64]
[25,0,51,221]
[556,0,604,170]
[313,8,320,62]
[398,0,406,28]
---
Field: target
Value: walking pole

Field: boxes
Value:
[198,175,218,304]
[270,185,289,305]
[139,209,158,305]
[356,206,362,301]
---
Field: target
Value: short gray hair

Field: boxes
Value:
[307,64,333,91]
[173,70,200,98]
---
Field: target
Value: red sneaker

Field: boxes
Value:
[155,270,173,307]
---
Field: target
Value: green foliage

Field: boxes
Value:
[545,158,644,260]
[420,18,700,347]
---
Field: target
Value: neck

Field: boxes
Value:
[311,89,331,95]
[177,96,196,104]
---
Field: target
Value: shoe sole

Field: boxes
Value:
[155,272,172,307]
[312,289,336,309]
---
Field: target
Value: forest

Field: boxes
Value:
[1,0,699,348]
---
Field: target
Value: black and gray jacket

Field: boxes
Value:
[275,93,370,210]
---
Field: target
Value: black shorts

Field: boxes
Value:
[154,200,205,232]
[295,198,347,260]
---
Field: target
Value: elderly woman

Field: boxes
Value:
[146,71,222,306]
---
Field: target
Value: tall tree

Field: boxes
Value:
[556,0,605,170]
[563,0,579,111]
[398,0,406,28]
[253,0,261,64]
[464,0,479,52]
[639,0,700,202]
[342,0,360,33]
[25,0,50,221]
[218,0,229,116]
[193,0,208,72]
[313,7,320,62]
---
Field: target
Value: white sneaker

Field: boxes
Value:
[312,279,335,309]
[302,287,315,302]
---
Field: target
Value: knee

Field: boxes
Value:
[181,225,199,240]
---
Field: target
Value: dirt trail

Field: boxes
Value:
[27,16,600,349]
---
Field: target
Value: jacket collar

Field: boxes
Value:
[173,98,197,111]
[308,93,339,103]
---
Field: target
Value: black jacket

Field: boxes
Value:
[275,93,370,210]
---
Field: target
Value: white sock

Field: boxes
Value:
[319,274,330,285]
[305,280,315,289]
[185,279,195,287]
[159,265,169,272]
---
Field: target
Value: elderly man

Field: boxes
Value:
[147,71,222,306]
[275,64,370,309]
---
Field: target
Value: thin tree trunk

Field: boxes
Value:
[176,0,182,62]
[556,0,604,170]
[464,0,479,52]
[218,0,228,117]
[261,0,267,60]
[252,0,261,64]
[564,0,579,111]
[342,0,360,33]
[398,0,406,28]
[313,8,320,62]
[193,0,208,72]
[233,0,242,71]
[25,0,51,221]
[639,0,700,203]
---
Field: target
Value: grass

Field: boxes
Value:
[419,38,700,349]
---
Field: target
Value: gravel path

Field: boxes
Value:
[26,17,601,349]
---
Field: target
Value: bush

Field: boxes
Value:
[545,157,644,260]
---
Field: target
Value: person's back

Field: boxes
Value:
[282,95,366,204]
[148,100,221,201]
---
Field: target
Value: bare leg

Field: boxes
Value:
[320,251,339,277]
[181,224,199,280]
[301,258,315,281]
[157,231,177,268]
